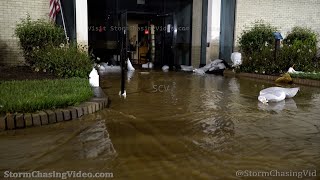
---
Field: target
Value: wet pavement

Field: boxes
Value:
[0,71,320,179]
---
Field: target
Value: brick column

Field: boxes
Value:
[191,0,202,68]
[75,0,88,52]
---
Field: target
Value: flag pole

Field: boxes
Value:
[57,0,69,43]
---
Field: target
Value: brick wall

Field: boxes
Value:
[234,0,320,49]
[191,0,202,68]
[0,0,48,66]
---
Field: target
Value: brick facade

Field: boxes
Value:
[3,1,319,66]
[0,0,48,66]
[192,0,202,68]
[234,0,320,49]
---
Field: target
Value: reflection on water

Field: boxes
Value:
[78,120,116,159]
[228,78,240,93]
[258,99,298,112]
[0,71,320,179]
[191,116,235,152]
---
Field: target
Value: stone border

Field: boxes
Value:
[0,87,109,131]
[224,70,320,87]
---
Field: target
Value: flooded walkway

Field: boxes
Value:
[1,71,320,179]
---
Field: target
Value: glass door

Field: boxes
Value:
[160,14,175,68]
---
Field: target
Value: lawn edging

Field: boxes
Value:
[0,87,109,131]
[224,70,320,87]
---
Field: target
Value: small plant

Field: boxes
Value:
[33,44,93,78]
[15,15,65,65]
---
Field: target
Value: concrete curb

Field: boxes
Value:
[0,87,109,131]
[224,70,320,87]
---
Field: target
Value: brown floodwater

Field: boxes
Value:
[0,71,320,180]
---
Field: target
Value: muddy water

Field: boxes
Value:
[1,71,320,179]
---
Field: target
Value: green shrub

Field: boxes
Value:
[15,15,65,65]
[240,45,279,74]
[280,27,318,72]
[238,21,319,75]
[238,21,279,74]
[33,44,93,78]
[284,27,318,45]
[239,20,277,55]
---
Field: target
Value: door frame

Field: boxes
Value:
[200,0,209,67]
[119,11,127,94]
[219,0,236,63]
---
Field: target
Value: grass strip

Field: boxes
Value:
[290,72,320,81]
[0,78,93,113]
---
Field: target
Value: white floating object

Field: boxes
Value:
[105,66,121,72]
[231,52,242,67]
[100,62,108,68]
[97,62,121,72]
[97,64,106,71]
[127,58,135,71]
[217,63,226,70]
[209,66,218,72]
[194,59,226,74]
[89,68,99,87]
[142,62,154,69]
[258,87,299,104]
[209,63,226,71]
[119,90,127,99]
[260,87,300,98]
[193,68,206,75]
[162,65,169,71]
[180,65,194,72]
[258,90,286,104]
[211,59,223,66]
[148,62,154,69]
[127,70,134,82]
[201,63,213,72]
[287,67,302,74]
[288,67,296,73]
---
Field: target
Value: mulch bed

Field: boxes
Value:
[0,66,57,81]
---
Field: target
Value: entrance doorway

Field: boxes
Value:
[125,12,176,67]
[88,0,193,68]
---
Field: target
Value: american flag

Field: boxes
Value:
[49,0,61,21]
